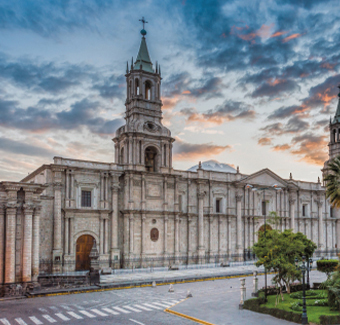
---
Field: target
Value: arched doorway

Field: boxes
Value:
[76,235,95,271]
[258,224,272,237]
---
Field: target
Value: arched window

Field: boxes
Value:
[135,79,140,95]
[333,129,337,143]
[145,146,158,172]
[121,147,124,164]
[145,81,151,100]
[129,80,132,98]
[262,201,266,216]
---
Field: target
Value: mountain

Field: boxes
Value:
[187,160,237,173]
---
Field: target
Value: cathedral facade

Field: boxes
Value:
[0,29,338,286]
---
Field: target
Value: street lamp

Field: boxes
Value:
[306,258,313,289]
[295,256,308,325]
[245,184,282,303]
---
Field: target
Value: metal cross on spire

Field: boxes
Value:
[139,17,148,30]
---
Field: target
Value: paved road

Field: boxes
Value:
[0,270,327,325]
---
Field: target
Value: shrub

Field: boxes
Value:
[243,297,302,323]
[290,290,318,299]
[317,260,338,278]
[319,315,340,325]
[290,302,302,311]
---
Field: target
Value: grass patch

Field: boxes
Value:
[262,290,340,324]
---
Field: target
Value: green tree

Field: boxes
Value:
[324,156,340,208]
[253,229,317,299]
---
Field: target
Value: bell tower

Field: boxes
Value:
[113,19,174,173]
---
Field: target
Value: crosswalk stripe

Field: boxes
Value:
[91,309,108,317]
[15,319,27,325]
[143,303,162,310]
[55,313,70,321]
[152,302,172,308]
[133,304,152,311]
[42,315,57,323]
[0,319,11,325]
[160,301,174,306]
[79,310,96,318]
[112,306,131,314]
[101,308,119,315]
[67,312,83,320]
[29,317,43,325]
[122,306,142,313]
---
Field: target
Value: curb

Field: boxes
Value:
[24,270,272,299]
[164,299,215,325]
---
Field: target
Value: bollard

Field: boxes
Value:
[239,278,246,309]
[169,284,174,292]
[252,271,258,297]
[152,281,156,288]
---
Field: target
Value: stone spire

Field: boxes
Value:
[333,85,340,124]
[134,29,154,73]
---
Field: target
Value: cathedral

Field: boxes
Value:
[0,27,337,288]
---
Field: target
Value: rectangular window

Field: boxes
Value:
[330,207,333,218]
[302,204,306,217]
[216,199,221,213]
[81,190,92,207]
[262,201,266,216]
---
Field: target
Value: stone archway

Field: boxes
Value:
[258,224,272,235]
[76,235,95,271]
[145,146,159,172]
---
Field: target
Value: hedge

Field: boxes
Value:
[317,259,338,276]
[319,315,340,325]
[243,297,302,323]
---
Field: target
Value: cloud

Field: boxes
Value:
[180,100,256,125]
[282,33,302,43]
[261,116,309,135]
[173,137,232,160]
[0,98,124,135]
[258,137,272,146]
[291,133,328,165]
[272,144,291,151]
[251,79,299,98]
[0,137,54,157]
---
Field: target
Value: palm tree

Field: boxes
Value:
[324,156,340,208]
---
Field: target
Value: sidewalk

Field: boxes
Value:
[27,263,264,298]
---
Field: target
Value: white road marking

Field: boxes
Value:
[38,308,48,313]
[133,304,152,311]
[123,306,142,313]
[67,312,83,319]
[152,302,172,308]
[15,319,27,325]
[60,305,73,311]
[112,306,131,314]
[101,308,119,315]
[79,310,96,318]
[0,319,10,325]
[143,303,162,310]
[49,307,59,312]
[29,317,43,325]
[129,319,145,325]
[91,309,108,317]
[55,313,70,321]
[42,315,57,323]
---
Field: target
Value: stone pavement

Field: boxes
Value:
[168,270,327,325]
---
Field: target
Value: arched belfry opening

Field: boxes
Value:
[145,146,158,172]
[145,81,152,100]
[135,78,140,95]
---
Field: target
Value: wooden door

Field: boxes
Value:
[76,235,94,271]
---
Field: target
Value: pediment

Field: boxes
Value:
[239,168,291,189]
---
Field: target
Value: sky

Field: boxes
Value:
[0,0,339,182]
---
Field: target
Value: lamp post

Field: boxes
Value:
[306,258,313,289]
[295,256,308,325]
[245,184,282,303]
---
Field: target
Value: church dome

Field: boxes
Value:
[187,160,237,173]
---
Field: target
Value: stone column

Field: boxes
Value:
[123,215,129,258]
[104,219,109,253]
[187,216,192,258]
[23,204,34,282]
[175,214,179,255]
[236,194,243,258]
[169,143,173,168]
[100,217,104,254]
[32,205,41,282]
[141,214,146,256]
[5,203,17,284]
[244,217,249,251]
[164,215,168,254]
[0,206,4,284]
[198,191,205,255]
[70,171,75,208]
[218,215,222,257]
[289,198,296,231]
[209,215,214,258]
[317,199,324,250]
[69,217,74,255]
[53,181,63,263]
[129,214,134,256]
[129,136,133,165]
[110,178,120,261]
[64,216,69,255]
